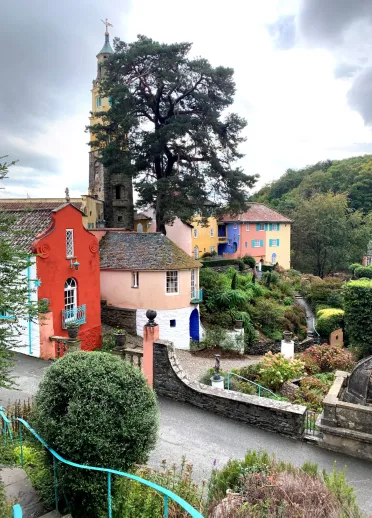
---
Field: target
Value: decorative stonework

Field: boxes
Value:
[36,243,51,259]
[89,239,99,254]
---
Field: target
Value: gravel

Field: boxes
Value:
[175,349,261,383]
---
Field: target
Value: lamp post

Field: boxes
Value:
[69,259,80,271]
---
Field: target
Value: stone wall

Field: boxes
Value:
[247,336,314,355]
[100,301,136,334]
[153,339,306,437]
[318,371,372,461]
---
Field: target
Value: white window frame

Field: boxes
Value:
[166,271,179,294]
[245,242,248,248]
[271,239,279,247]
[233,223,237,229]
[132,271,139,288]
[64,278,77,322]
[253,240,261,248]
[194,246,199,259]
[66,229,74,259]
[246,223,250,231]
[272,223,279,231]
[191,268,196,295]
[258,223,265,231]
[210,246,215,253]
[193,228,198,238]
[210,228,214,237]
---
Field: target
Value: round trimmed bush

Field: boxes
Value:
[31,352,159,517]
[242,255,256,268]
[316,308,344,338]
[354,266,372,279]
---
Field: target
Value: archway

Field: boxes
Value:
[189,308,200,342]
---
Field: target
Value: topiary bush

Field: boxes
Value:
[354,265,372,279]
[242,255,256,268]
[344,279,372,357]
[316,308,344,338]
[30,352,159,518]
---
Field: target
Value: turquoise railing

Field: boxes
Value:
[61,304,86,329]
[0,406,13,445]
[191,289,203,303]
[226,372,280,399]
[12,504,22,517]
[313,318,321,343]
[12,417,204,518]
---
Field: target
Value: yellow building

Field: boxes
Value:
[265,222,291,269]
[190,216,219,259]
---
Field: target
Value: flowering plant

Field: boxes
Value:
[257,352,305,391]
[300,344,355,373]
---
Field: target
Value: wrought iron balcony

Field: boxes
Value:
[191,289,203,304]
[218,236,228,243]
[62,304,86,329]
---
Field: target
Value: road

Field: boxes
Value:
[1,354,372,514]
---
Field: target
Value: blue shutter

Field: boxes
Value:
[265,224,269,231]
[251,240,255,247]
[269,239,272,246]
[269,223,273,231]
[277,223,280,230]
[277,239,280,246]
[260,240,264,247]
[256,223,260,231]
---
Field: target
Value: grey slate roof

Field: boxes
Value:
[99,231,202,270]
[0,209,53,251]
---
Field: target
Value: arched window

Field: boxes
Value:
[194,246,199,259]
[64,278,77,317]
[272,253,277,265]
[232,242,237,253]
[137,223,143,233]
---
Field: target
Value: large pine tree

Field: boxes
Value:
[89,35,258,233]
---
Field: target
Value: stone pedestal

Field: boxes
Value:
[211,376,225,389]
[281,340,294,359]
[142,310,159,388]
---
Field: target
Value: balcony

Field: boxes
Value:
[62,304,86,329]
[218,236,228,243]
[191,289,203,304]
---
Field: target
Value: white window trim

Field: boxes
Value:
[194,246,199,259]
[272,223,279,231]
[193,228,198,238]
[271,239,279,247]
[258,223,265,231]
[210,228,215,237]
[64,278,77,323]
[246,223,250,231]
[210,246,215,253]
[233,223,237,229]
[253,240,261,248]
[66,229,74,259]
[132,271,139,288]
[165,271,179,295]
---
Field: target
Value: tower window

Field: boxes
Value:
[117,215,123,223]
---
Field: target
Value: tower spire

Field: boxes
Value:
[97,18,114,56]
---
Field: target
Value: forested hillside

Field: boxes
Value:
[252,155,372,276]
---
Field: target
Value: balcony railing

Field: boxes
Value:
[218,236,228,243]
[62,304,86,329]
[191,289,203,303]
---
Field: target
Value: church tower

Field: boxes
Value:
[88,21,134,229]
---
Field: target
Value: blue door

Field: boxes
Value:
[189,308,200,342]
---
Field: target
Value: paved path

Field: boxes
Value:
[2,354,372,514]
[295,294,315,334]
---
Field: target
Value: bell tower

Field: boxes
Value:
[88,20,134,229]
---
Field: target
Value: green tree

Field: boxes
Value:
[0,157,39,388]
[31,352,159,518]
[89,35,258,233]
[291,193,371,277]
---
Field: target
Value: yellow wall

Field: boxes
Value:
[266,223,291,269]
[190,216,219,258]
[81,195,104,229]
[89,81,110,145]
[134,219,151,232]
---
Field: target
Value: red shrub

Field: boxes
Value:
[301,344,355,373]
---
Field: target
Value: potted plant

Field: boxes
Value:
[66,322,80,339]
[114,329,127,349]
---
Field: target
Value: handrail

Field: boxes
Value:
[0,406,13,444]
[226,372,280,399]
[14,417,204,518]
[12,504,22,517]
[313,318,320,342]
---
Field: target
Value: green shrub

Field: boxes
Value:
[257,352,305,391]
[200,258,240,268]
[237,260,245,272]
[344,279,372,356]
[243,324,259,353]
[248,299,285,338]
[283,296,293,306]
[294,373,335,412]
[300,343,355,372]
[354,265,372,279]
[261,264,274,272]
[198,328,243,352]
[30,352,159,518]
[242,255,256,268]
[261,271,280,287]
[113,458,206,518]
[349,263,361,275]
[0,482,12,518]
[302,276,344,311]
[316,308,344,338]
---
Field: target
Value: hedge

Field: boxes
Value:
[201,258,242,268]
[344,279,372,356]
[316,308,344,338]
[354,265,372,279]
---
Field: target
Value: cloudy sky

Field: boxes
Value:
[1,0,372,198]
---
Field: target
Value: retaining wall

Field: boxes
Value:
[153,339,306,438]
[100,301,137,334]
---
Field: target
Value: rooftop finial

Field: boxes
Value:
[101,18,113,35]
[65,187,70,202]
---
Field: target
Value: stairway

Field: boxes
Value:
[0,467,71,518]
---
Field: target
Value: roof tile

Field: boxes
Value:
[223,203,292,223]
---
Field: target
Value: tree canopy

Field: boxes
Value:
[89,35,258,233]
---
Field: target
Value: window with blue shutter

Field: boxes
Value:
[260,240,263,247]
[265,224,269,231]
[277,223,280,230]
[277,239,280,246]
[269,239,272,246]
[256,223,260,231]
[269,223,273,231]
[251,240,255,247]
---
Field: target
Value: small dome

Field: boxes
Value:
[97,33,114,57]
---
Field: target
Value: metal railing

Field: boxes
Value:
[0,406,13,445]
[191,289,203,302]
[304,410,318,435]
[226,372,280,399]
[61,304,86,329]
[312,318,321,344]
[11,417,204,518]
[12,504,22,517]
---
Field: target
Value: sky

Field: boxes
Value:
[1,0,372,198]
